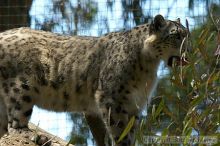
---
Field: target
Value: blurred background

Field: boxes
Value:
[0,0,219,145]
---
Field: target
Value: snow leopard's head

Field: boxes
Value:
[144,14,190,66]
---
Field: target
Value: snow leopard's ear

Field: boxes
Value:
[150,15,166,33]
[176,18,181,24]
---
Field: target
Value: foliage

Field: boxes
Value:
[117,116,136,143]
[137,6,220,146]
[69,113,93,146]
[35,0,98,34]
[120,0,151,25]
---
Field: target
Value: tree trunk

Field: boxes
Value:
[0,0,33,32]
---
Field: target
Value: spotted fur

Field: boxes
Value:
[0,15,188,146]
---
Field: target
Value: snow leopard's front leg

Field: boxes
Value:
[96,92,139,146]
[85,113,108,146]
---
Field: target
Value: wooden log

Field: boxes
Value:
[0,123,74,146]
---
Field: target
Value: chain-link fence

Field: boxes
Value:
[0,0,219,145]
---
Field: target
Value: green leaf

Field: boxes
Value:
[151,104,156,119]
[117,116,135,143]
[199,108,212,120]
[183,128,192,145]
[190,96,203,107]
[183,118,192,135]
[207,32,215,42]
[161,128,168,136]
[154,99,165,120]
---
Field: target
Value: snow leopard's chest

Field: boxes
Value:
[130,69,158,111]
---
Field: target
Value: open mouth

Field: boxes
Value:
[167,56,188,67]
